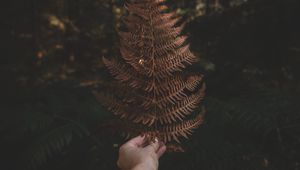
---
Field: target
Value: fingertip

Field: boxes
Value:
[157,145,167,158]
[127,135,146,147]
[117,160,120,168]
[159,141,164,147]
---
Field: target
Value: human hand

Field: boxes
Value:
[117,135,167,170]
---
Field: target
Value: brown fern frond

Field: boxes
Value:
[95,0,206,150]
[152,75,185,93]
[155,36,187,56]
[157,75,204,106]
[102,57,147,88]
[159,113,205,143]
[94,91,158,126]
[142,75,204,110]
[122,15,142,30]
[120,112,204,143]
[157,86,205,124]
[153,12,177,24]
[186,75,204,91]
[125,3,149,20]
[156,16,181,29]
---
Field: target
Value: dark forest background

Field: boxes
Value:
[1,0,300,170]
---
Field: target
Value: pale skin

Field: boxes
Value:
[117,135,167,170]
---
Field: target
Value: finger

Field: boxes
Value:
[145,138,160,152]
[157,145,167,158]
[126,135,146,147]
[117,160,120,168]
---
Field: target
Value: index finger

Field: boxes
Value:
[125,135,146,147]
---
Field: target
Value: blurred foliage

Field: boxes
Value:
[1,0,300,169]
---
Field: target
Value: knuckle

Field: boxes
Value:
[119,146,125,154]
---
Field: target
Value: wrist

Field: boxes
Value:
[131,163,157,170]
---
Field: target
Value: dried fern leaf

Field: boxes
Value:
[96,0,206,148]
